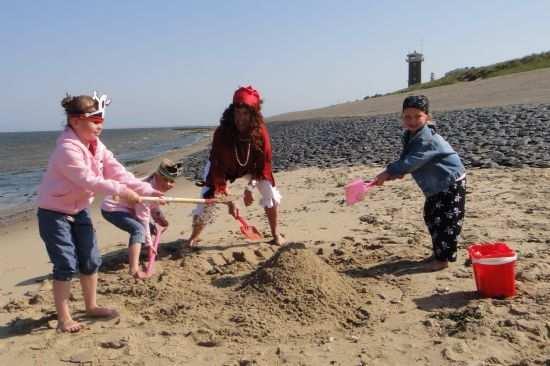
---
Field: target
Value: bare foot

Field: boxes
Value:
[86,307,119,319]
[57,319,82,333]
[270,233,286,246]
[129,268,148,280]
[187,239,200,248]
[177,239,200,256]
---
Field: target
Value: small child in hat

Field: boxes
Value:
[102,159,181,279]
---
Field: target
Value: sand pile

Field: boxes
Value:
[86,243,372,343]
[231,243,370,337]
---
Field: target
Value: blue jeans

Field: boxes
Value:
[37,208,101,281]
[101,210,147,246]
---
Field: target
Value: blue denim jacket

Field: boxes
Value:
[386,124,465,197]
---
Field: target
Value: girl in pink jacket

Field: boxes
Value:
[37,92,162,333]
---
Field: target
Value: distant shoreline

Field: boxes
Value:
[0,125,216,134]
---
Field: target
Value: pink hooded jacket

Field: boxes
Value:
[37,127,156,215]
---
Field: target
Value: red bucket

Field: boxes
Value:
[467,242,517,298]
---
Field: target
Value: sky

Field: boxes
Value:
[0,0,549,132]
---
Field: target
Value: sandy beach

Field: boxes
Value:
[2,72,550,365]
[1,166,549,365]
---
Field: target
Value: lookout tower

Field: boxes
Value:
[406,51,424,86]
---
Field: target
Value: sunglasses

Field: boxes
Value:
[86,115,105,124]
[71,115,104,124]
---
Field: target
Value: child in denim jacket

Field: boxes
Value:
[374,95,466,270]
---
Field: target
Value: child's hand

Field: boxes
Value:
[121,188,141,204]
[151,190,164,197]
[145,190,167,204]
[214,188,229,198]
[157,217,169,227]
[374,171,391,186]
[243,190,254,206]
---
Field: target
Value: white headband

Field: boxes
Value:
[83,91,111,118]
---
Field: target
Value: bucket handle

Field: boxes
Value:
[471,255,517,265]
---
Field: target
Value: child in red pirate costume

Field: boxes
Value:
[184,85,285,249]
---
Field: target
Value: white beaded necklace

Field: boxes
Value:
[234,142,251,167]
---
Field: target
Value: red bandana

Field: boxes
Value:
[233,85,261,109]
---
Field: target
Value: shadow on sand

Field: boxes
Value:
[413,291,480,311]
[344,257,447,278]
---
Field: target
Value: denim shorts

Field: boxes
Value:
[37,208,102,281]
[101,210,146,246]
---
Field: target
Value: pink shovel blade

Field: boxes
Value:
[345,179,375,205]
[236,215,263,241]
[144,225,165,278]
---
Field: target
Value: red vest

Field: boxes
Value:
[205,124,275,195]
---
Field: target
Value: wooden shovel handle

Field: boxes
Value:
[140,196,235,204]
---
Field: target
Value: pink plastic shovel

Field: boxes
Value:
[234,210,263,241]
[345,179,376,206]
[144,225,167,278]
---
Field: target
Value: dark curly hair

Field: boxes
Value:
[218,103,265,152]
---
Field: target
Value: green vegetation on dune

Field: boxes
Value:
[384,51,550,96]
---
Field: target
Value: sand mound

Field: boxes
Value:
[234,243,369,333]
[92,243,370,342]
